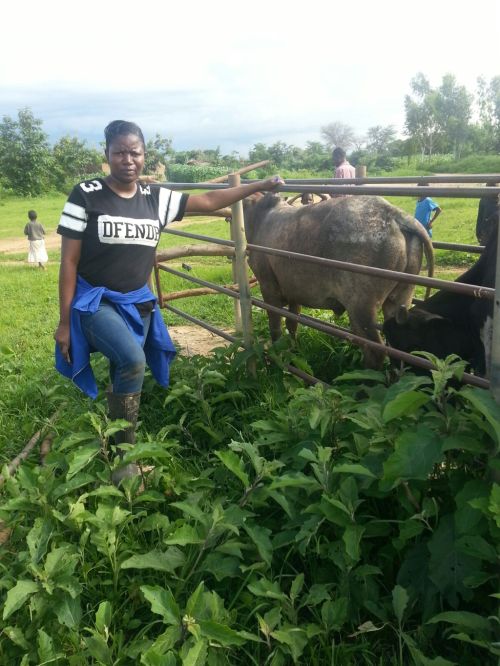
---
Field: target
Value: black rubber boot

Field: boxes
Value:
[106,390,142,486]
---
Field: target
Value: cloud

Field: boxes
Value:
[1,0,498,154]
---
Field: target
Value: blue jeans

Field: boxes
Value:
[80,301,151,394]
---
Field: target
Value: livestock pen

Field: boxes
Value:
[153,174,500,399]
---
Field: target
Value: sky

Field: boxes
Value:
[1,0,499,157]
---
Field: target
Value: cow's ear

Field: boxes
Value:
[396,305,408,324]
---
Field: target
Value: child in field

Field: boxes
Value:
[414,190,442,238]
[24,210,48,269]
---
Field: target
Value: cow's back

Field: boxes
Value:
[246,196,420,311]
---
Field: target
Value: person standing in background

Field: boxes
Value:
[414,188,442,238]
[24,210,48,269]
[333,147,356,179]
[332,147,355,198]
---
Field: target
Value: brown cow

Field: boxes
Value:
[243,193,434,368]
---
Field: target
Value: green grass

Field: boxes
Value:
[387,195,477,245]
[0,192,66,238]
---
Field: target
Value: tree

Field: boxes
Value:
[248,143,271,164]
[0,108,52,196]
[404,73,440,159]
[302,141,331,171]
[366,125,397,154]
[52,136,103,191]
[144,133,173,174]
[320,122,355,150]
[476,76,500,152]
[434,74,472,158]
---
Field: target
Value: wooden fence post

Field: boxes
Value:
[355,165,367,178]
[228,174,254,356]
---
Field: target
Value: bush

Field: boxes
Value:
[0,347,498,665]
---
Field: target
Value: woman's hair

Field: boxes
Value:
[104,120,145,150]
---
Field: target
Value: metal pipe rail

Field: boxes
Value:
[165,302,327,387]
[163,227,494,300]
[244,175,500,185]
[275,185,500,198]
[155,180,500,199]
[433,241,484,253]
[246,242,495,299]
[163,232,486,261]
[158,263,489,390]
[157,177,498,395]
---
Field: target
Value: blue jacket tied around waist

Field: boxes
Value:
[55,276,176,399]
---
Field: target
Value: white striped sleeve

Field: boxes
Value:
[159,188,187,228]
[58,201,88,233]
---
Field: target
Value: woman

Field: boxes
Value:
[54,119,282,484]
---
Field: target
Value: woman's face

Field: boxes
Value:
[106,133,145,183]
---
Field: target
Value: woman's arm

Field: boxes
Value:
[54,237,82,363]
[185,176,283,213]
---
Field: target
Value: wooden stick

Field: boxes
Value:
[0,409,61,487]
[156,243,235,263]
[207,160,270,184]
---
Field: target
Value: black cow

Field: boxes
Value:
[383,226,497,376]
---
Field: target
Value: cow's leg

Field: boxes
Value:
[285,303,301,337]
[347,303,385,369]
[268,310,283,341]
[259,281,285,341]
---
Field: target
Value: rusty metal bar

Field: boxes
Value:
[246,242,495,300]
[164,228,235,247]
[246,175,500,185]
[274,185,500,198]
[433,241,484,253]
[158,264,241,298]
[165,303,237,344]
[250,298,489,390]
[157,181,500,198]
[163,231,486,263]
[162,229,492,298]
[153,261,164,309]
[156,264,489,389]
[165,303,327,387]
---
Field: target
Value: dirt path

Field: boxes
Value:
[0,216,226,255]
[169,325,232,356]
[0,231,60,254]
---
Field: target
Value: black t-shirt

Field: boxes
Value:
[57,178,188,292]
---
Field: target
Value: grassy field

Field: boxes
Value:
[0,192,66,238]
[0,187,497,665]
[0,186,484,458]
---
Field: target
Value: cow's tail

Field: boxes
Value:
[396,216,434,298]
